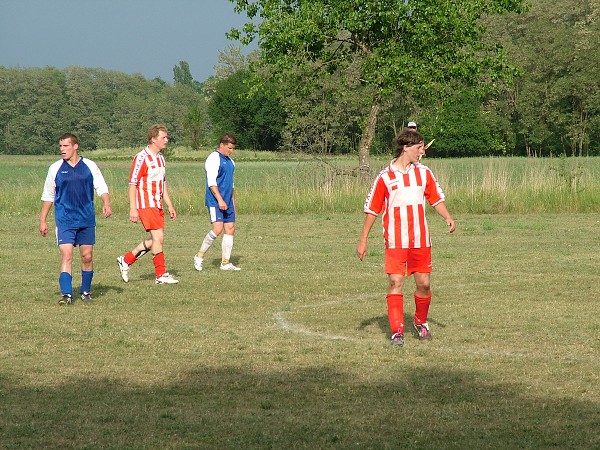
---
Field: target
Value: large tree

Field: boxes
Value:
[228,0,525,173]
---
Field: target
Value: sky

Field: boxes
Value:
[0,0,254,83]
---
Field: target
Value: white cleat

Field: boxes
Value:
[220,263,241,271]
[116,256,129,282]
[194,255,203,271]
[155,272,179,284]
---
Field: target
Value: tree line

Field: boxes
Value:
[1,0,598,159]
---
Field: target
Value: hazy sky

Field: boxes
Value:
[0,0,253,83]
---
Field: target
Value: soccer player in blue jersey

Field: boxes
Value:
[39,133,112,304]
[194,133,241,271]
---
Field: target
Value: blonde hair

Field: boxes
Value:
[147,124,168,144]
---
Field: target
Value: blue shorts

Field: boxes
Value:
[208,206,235,223]
[56,226,96,246]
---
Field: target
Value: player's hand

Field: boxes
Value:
[103,205,112,218]
[168,208,177,220]
[218,200,227,211]
[446,217,456,233]
[129,208,139,223]
[39,222,49,237]
[356,242,368,261]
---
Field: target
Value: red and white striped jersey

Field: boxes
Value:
[364,161,446,249]
[128,147,166,209]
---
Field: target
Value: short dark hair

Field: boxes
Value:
[59,133,78,145]
[393,129,423,157]
[220,133,237,145]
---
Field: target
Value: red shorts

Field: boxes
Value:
[385,247,432,275]
[138,208,164,231]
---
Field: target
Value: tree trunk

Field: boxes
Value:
[358,90,382,179]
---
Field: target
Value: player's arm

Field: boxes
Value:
[357,213,378,261]
[100,192,112,218]
[209,185,227,211]
[39,201,53,237]
[162,182,176,220]
[128,184,139,223]
[232,187,236,213]
[433,202,455,233]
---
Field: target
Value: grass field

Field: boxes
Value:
[1,155,599,448]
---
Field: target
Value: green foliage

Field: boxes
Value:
[424,91,506,157]
[280,58,372,154]
[483,0,600,156]
[208,70,285,150]
[0,65,209,154]
[228,0,526,168]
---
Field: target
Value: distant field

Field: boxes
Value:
[2,152,600,216]
[1,153,599,447]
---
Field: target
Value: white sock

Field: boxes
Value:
[222,234,234,262]
[198,230,217,256]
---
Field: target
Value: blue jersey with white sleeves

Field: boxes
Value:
[41,157,109,229]
[204,150,235,207]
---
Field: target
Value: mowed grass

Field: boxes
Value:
[1,155,600,448]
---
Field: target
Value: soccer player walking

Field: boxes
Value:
[194,133,241,271]
[356,129,455,346]
[116,124,179,284]
[40,133,112,304]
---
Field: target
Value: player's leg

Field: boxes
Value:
[151,227,177,284]
[76,227,95,302]
[385,248,408,344]
[387,273,406,344]
[220,220,240,270]
[194,206,224,271]
[79,244,94,302]
[413,271,432,319]
[117,238,151,283]
[58,242,74,304]
[410,248,433,340]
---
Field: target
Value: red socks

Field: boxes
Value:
[387,293,433,333]
[414,293,432,325]
[386,294,404,334]
[153,252,166,278]
[124,252,136,265]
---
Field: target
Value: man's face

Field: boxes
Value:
[404,142,424,163]
[59,139,78,161]
[152,131,169,150]
[219,142,236,157]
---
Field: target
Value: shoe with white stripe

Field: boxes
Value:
[413,322,432,340]
[155,272,179,284]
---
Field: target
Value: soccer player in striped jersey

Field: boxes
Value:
[356,129,455,346]
[40,133,112,304]
[194,133,241,271]
[116,124,179,285]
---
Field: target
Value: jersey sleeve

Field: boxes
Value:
[83,159,109,197]
[129,152,146,186]
[205,152,220,187]
[40,160,61,202]
[423,167,445,207]
[363,174,387,216]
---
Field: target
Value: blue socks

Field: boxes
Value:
[59,272,73,296]
[59,271,94,296]
[81,270,93,294]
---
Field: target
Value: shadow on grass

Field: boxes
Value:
[358,314,448,337]
[1,366,598,448]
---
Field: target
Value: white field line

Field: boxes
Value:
[272,295,596,362]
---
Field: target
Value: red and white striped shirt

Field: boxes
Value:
[128,147,166,209]
[364,162,446,249]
